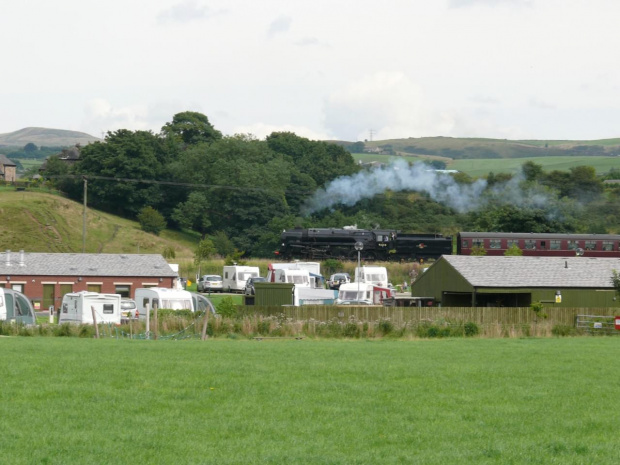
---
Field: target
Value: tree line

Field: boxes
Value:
[42,111,620,257]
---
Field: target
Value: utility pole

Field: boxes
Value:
[82,176,87,253]
[369,129,375,142]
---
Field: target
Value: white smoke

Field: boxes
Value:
[302,159,554,215]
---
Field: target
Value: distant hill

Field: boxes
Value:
[335,136,620,160]
[0,127,100,148]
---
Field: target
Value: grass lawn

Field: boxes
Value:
[1,337,619,464]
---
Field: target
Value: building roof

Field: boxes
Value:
[0,154,16,166]
[441,255,620,288]
[0,251,178,278]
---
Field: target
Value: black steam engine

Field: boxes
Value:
[278,228,452,261]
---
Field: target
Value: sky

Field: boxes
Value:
[1,0,619,142]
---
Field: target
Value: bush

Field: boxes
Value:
[552,324,575,337]
[216,297,238,318]
[464,322,479,337]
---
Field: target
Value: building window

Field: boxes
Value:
[585,241,596,251]
[550,240,561,250]
[602,241,614,251]
[524,240,536,250]
[489,239,501,249]
[115,285,131,298]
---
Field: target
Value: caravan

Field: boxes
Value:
[134,287,194,318]
[0,288,36,325]
[335,282,393,305]
[59,291,121,325]
[222,266,260,293]
[354,266,389,287]
[267,262,323,288]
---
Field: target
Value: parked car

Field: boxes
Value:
[244,276,267,295]
[328,273,351,290]
[197,275,223,293]
[120,298,138,319]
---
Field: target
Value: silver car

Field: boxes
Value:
[120,298,138,319]
[197,275,223,293]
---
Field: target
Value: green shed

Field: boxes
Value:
[411,255,620,308]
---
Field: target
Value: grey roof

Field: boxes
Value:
[0,252,178,278]
[0,154,16,166]
[442,255,620,288]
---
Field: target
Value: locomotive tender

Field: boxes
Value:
[278,228,452,261]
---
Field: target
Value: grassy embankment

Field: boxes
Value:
[1,337,618,464]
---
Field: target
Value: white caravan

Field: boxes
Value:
[271,268,311,287]
[222,266,260,293]
[354,266,389,287]
[59,291,121,325]
[0,288,36,325]
[335,282,393,306]
[267,262,323,288]
[134,287,194,318]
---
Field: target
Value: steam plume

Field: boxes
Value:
[302,159,552,215]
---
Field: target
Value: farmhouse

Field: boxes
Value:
[0,250,178,312]
[411,255,620,308]
[0,154,17,182]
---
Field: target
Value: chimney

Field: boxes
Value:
[5,250,11,266]
[19,250,25,266]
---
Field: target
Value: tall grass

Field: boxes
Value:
[1,337,619,464]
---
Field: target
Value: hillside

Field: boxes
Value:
[361,136,620,159]
[0,190,197,259]
[0,127,100,148]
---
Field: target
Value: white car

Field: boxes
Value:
[120,298,138,319]
[197,275,223,293]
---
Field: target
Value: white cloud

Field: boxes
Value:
[157,1,222,24]
[267,15,292,37]
[82,99,152,136]
[232,122,332,141]
[323,72,456,141]
[448,0,532,7]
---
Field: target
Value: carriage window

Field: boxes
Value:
[567,241,579,250]
[473,239,484,247]
[602,241,614,251]
[585,241,596,251]
[550,240,561,250]
[462,240,469,248]
[540,241,546,249]
[524,240,536,250]
[507,239,519,249]
[489,239,501,249]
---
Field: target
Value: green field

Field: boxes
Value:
[352,153,620,177]
[2,337,619,464]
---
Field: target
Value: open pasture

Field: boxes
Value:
[1,337,618,464]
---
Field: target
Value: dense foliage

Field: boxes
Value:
[42,112,620,257]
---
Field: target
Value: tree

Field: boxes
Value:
[24,142,38,153]
[194,238,216,265]
[504,244,523,256]
[137,206,167,235]
[470,245,487,256]
[522,161,544,182]
[611,270,620,296]
[162,111,222,146]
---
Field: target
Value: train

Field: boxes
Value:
[277,228,452,261]
[277,228,620,261]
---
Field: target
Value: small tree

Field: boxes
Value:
[611,269,620,296]
[137,207,167,236]
[470,245,487,256]
[225,249,247,266]
[504,244,523,256]
[162,246,176,259]
[194,238,216,265]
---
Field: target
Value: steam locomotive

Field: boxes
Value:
[278,229,620,262]
[277,228,453,261]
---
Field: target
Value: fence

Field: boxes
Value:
[240,306,620,327]
[575,315,620,335]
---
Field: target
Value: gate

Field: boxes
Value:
[576,315,620,335]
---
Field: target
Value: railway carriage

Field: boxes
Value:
[457,232,620,257]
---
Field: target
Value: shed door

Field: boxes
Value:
[43,284,55,310]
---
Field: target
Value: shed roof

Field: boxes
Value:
[0,154,16,166]
[0,251,177,278]
[441,255,620,288]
